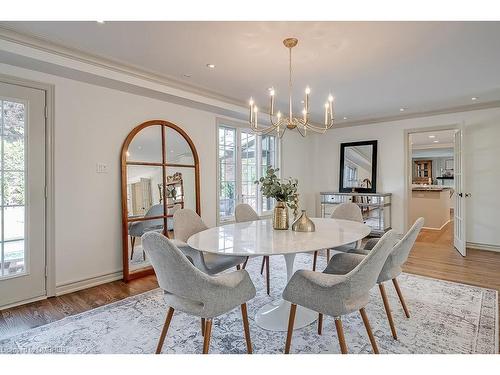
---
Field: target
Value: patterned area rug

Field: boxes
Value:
[0,253,497,354]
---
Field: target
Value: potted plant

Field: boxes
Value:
[255,167,299,230]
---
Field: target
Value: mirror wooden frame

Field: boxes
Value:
[339,140,378,193]
[121,120,200,282]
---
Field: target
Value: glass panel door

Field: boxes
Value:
[218,126,236,221]
[240,130,257,211]
[0,82,46,308]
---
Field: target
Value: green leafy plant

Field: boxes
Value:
[255,167,299,217]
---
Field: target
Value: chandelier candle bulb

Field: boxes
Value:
[324,102,329,125]
[249,98,254,124]
[305,87,309,112]
[270,90,274,115]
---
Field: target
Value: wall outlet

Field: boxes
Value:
[96,163,108,174]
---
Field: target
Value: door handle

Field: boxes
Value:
[458,193,463,197]
[465,193,472,198]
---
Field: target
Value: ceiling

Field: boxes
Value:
[410,129,455,148]
[2,21,500,123]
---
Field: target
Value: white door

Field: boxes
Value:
[453,127,466,256]
[0,82,46,308]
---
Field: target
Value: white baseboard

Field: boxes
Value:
[422,219,451,231]
[0,295,47,311]
[467,242,500,253]
[55,271,123,296]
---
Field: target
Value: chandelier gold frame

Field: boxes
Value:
[249,37,335,138]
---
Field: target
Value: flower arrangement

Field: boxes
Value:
[255,167,299,218]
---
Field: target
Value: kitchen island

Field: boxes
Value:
[410,187,453,229]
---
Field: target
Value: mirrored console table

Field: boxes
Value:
[320,192,392,236]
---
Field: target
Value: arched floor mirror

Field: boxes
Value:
[121,120,200,281]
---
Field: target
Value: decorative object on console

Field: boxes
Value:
[339,140,378,193]
[255,167,299,230]
[248,38,335,138]
[320,192,392,236]
[291,210,315,232]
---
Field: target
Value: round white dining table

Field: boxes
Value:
[187,217,371,331]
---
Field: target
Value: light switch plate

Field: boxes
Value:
[96,163,108,173]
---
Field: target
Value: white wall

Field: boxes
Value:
[0,62,309,290]
[309,107,500,247]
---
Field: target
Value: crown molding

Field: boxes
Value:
[412,143,454,150]
[0,25,246,110]
[336,100,500,128]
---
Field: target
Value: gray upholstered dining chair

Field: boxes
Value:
[142,232,256,354]
[335,217,425,339]
[234,203,271,295]
[128,204,164,261]
[312,202,364,270]
[283,230,397,354]
[173,209,247,275]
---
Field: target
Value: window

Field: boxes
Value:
[1,99,26,277]
[218,123,279,223]
[344,165,358,187]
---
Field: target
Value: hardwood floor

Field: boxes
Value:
[404,221,500,349]
[0,275,158,339]
[1,221,499,352]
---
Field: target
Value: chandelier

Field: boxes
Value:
[249,37,335,138]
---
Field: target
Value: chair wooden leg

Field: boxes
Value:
[242,257,249,269]
[265,256,270,295]
[156,307,174,354]
[312,251,318,271]
[318,313,323,335]
[202,319,213,354]
[392,278,410,318]
[143,250,146,261]
[334,317,348,354]
[236,264,241,270]
[326,249,331,262]
[201,318,205,336]
[379,283,398,340]
[284,304,297,354]
[130,237,136,260]
[359,308,379,354]
[260,257,266,274]
[240,303,252,354]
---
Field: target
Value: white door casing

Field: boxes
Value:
[0,81,46,308]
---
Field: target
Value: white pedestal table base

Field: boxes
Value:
[255,253,318,331]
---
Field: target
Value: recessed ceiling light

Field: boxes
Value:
[433,140,439,143]
[300,100,305,104]
[96,20,105,24]
[343,116,348,120]
[183,73,192,78]
[400,108,406,112]
[206,64,216,69]
[428,135,436,138]
[471,97,478,101]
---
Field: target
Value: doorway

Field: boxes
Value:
[0,81,46,308]
[407,127,466,256]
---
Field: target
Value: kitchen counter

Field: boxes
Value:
[412,186,452,192]
[410,188,452,229]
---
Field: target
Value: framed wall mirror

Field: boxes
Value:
[121,120,200,281]
[339,140,378,193]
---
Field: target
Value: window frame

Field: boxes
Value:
[216,118,281,225]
